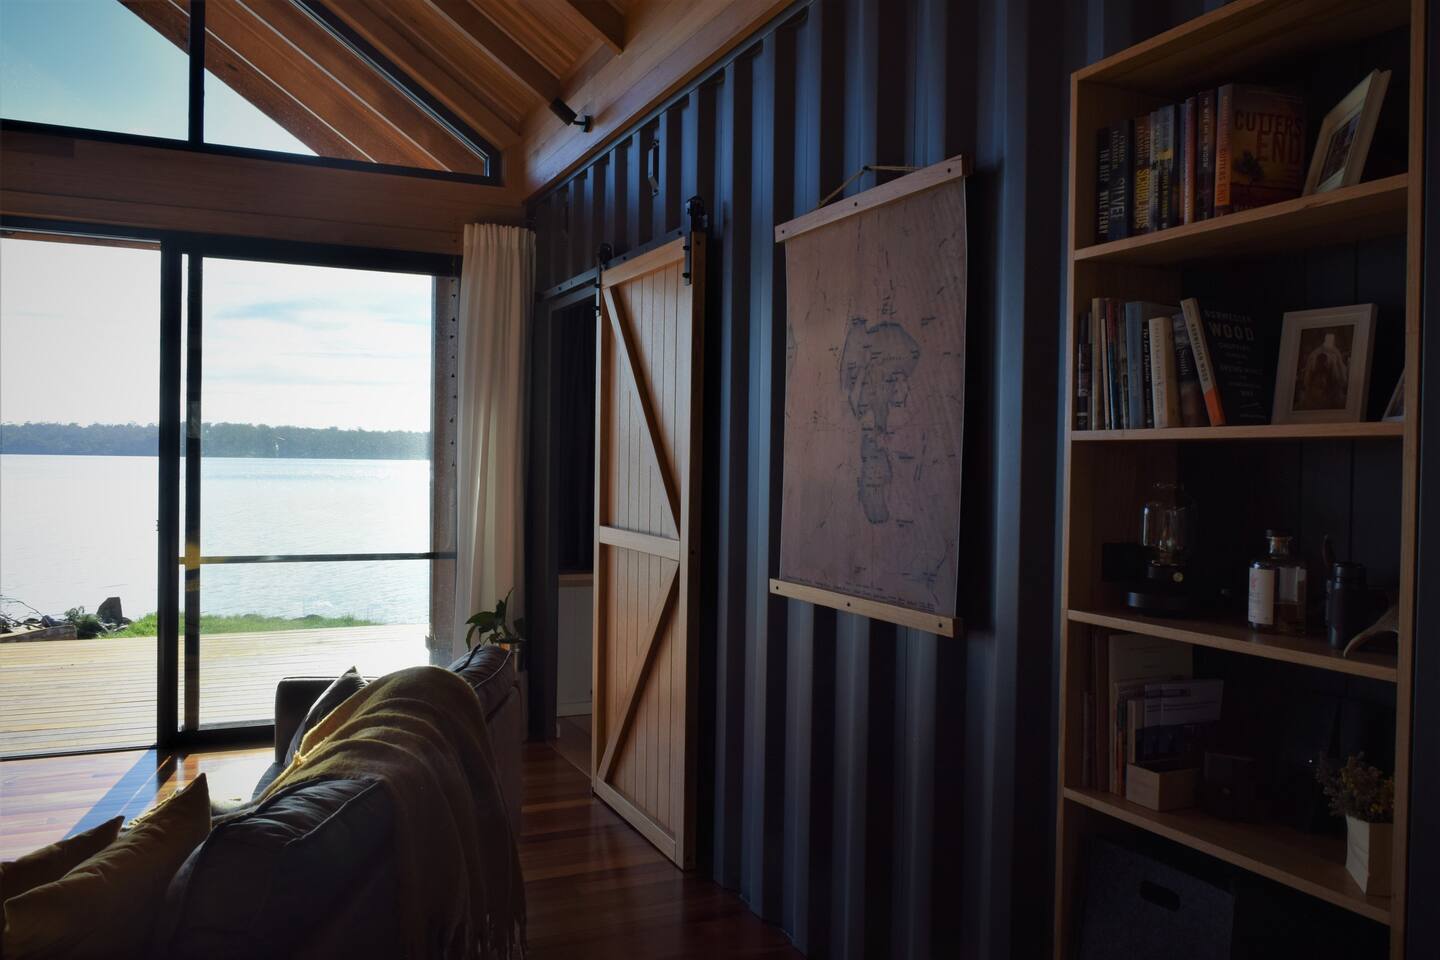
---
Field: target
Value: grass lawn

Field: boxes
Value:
[110,612,381,637]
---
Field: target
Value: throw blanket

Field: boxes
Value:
[257,665,525,959]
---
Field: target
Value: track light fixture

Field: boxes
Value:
[549,98,593,132]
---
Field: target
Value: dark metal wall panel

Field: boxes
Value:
[526,0,1231,956]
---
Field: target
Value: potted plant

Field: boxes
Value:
[1315,754,1395,895]
[464,590,528,730]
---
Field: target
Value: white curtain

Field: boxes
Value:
[453,223,535,659]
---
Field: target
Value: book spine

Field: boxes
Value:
[1181,298,1225,426]
[1111,300,1123,428]
[1164,104,1179,228]
[1076,312,1090,430]
[1149,316,1178,429]
[1198,89,1216,220]
[1141,317,1155,428]
[1215,83,1233,215]
[1125,304,1145,430]
[1090,314,1102,429]
[1094,298,1110,429]
[1132,115,1152,234]
[1108,125,1130,240]
[1096,127,1111,242]
[1147,108,1162,231]
[1181,96,1197,225]
[1172,314,1206,427]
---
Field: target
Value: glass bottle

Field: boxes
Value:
[1248,530,1307,634]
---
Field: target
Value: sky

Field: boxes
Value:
[0,1,436,433]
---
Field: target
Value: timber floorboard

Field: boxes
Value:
[2,739,801,958]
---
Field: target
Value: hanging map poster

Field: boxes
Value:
[771,156,969,637]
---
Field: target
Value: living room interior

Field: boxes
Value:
[1,0,1438,957]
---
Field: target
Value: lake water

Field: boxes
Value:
[0,455,432,625]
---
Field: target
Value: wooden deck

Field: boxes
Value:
[0,626,429,756]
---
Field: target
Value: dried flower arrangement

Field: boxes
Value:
[1314,754,1394,824]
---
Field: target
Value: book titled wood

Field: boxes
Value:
[1149,315,1181,428]
[1215,83,1306,214]
[1197,89,1216,220]
[1180,96,1197,225]
[1107,125,1131,241]
[1171,313,1208,427]
[1132,114,1152,234]
[1125,302,1174,429]
[1075,311,1090,430]
[1181,298,1225,426]
[1200,305,1270,424]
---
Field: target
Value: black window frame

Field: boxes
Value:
[0,0,501,186]
[1,213,461,757]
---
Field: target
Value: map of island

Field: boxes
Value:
[777,170,967,625]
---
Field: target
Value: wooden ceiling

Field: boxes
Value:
[123,0,635,178]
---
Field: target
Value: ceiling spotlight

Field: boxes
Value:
[549,98,593,132]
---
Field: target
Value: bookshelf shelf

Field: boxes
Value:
[1074,175,1408,267]
[1062,787,1392,925]
[1069,421,1404,442]
[1058,1,1421,955]
[1067,609,1399,682]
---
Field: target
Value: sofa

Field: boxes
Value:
[153,645,523,959]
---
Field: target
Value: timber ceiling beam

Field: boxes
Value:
[566,1,625,53]
[310,0,522,150]
[423,0,561,104]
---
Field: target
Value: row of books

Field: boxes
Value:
[1096,83,1305,242]
[1081,633,1222,796]
[1075,296,1267,430]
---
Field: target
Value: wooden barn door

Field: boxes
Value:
[591,231,704,868]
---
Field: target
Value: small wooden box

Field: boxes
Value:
[1126,763,1199,811]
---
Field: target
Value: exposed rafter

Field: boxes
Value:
[566,0,626,53]
[309,0,521,149]
[423,0,561,103]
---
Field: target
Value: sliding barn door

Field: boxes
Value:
[591,233,704,868]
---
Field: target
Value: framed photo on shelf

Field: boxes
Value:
[1303,69,1391,195]
[1272,304,1376,424]
[1383,371,1405,421]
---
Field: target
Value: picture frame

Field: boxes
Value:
[1272,305,1376,424]
[1304,69,1391,195]
[1383,371,1405,421]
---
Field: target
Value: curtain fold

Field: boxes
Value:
[453,223,534,658]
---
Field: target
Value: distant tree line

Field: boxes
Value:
[0,422,431,460]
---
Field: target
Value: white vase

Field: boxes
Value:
[1345,815,1393,896]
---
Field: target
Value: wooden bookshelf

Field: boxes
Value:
[1070,421,1404,442]
[1075,174,1408,266]
[1056,1,1423,957]
[1063,787,1392,925]
[1067,609,1398,682]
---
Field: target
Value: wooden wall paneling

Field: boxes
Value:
[0,131,521,253]
[514,0,794,197]
[321,0,526,145]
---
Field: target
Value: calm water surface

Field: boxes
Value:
[0,455,431,623]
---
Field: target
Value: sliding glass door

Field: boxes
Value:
[0,222,456,756]
[180,255,451,731]
[0,236,163,756]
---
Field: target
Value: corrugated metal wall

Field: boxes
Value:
[528,1,1218,955]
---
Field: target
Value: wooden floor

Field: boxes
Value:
[0,739,801,958]
[0,625,428,756]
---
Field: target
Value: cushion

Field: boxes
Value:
[446,644,514,717]
[160,777,393,959]
[2,774,210,959]
[285,666,365,765]
[0,816,122,903]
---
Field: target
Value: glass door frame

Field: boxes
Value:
[2,214,458,753]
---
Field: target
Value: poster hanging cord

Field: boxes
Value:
[819,164,920,208]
